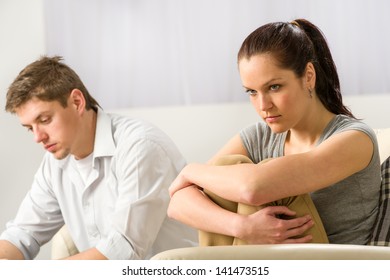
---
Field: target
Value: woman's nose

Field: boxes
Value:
[259,94,273,111]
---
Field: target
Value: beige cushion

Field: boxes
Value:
[376,128,390,163]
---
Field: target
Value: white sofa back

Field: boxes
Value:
[110,94,390,164]
[111,102,258,163]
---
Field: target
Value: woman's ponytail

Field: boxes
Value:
[295,19,354,118]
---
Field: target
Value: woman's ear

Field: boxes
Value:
[305,62,316,89]
[69,89,86,114]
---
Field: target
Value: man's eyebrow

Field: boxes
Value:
[20,112,49,127]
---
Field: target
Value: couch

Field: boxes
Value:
[151,127,390,260]
[51,98,390,260]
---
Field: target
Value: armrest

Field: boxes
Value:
[151,244,390,260]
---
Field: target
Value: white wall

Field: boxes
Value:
[0,0,389,260]
[0,0,49,259]
[44,0,390,109]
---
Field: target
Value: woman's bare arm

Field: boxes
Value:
[170,130,374,205]
[168,186,314,244]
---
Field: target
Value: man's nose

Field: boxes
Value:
[33,128,47,143]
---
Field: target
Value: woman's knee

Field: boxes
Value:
[211,154,253,166]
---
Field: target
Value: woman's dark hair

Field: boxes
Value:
[238,19,354,118]
[6,56,100,113]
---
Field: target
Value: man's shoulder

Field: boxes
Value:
[109,113,164,139]
[108,113,181,153]
[108,113,185,167]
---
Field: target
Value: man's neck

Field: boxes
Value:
[73,109,98,160]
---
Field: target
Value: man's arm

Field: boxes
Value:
[0,240,25,260]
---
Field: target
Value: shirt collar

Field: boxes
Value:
[56,109,115,169]
[93,108,116,159]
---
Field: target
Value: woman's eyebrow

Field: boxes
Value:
[242,77,283,90]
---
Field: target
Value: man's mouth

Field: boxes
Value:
[44,143,56,152]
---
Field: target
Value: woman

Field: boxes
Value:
[168,19,381,245]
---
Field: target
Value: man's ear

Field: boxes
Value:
[69,89,86,114]
[305,62,316,89]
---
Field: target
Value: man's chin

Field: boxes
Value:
[51,150,70,160]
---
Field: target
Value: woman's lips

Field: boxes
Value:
[265,115,281,123]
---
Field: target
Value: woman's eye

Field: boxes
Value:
[245,89,257,96]
[270,84,280,91]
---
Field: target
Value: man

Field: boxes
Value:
[0,56,197,260]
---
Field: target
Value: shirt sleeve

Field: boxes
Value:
[0,154,64,259]
[95,137,178,259]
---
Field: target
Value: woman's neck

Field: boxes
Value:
[285,105,335,155]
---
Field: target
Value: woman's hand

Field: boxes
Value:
[237,206,314,244]
[169,164,198,197]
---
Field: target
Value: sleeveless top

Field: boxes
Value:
[240,115,381,244]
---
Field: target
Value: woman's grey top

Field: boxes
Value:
[240,114,381,244]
